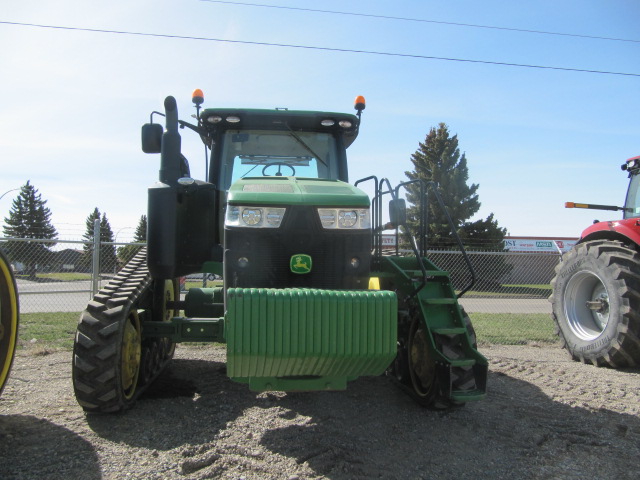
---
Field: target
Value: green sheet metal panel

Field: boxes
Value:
[226,288,397,387]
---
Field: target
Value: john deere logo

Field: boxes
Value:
[290,254,312,274]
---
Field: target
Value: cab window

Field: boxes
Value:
[218,130,338,189]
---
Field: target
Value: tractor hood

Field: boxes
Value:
[227,177,370,207]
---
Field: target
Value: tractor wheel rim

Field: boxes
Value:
[121,310,141,400]
[408,321,436,398]
[564,270,610,341]
[162,280,175,322]
[162,280,177,357]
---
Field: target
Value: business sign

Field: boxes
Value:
[381,234,397,246]
[503,237,577,253]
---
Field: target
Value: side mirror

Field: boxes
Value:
[141,123,163,153]
[389,198,407,226]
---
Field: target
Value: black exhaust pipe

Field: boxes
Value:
[159,96,182,184]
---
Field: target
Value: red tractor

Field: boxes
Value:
[551,155,640,367]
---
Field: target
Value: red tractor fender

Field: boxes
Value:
[579,217,640,250]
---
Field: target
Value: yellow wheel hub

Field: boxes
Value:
[121,311,141,400]
[162,280,176,322]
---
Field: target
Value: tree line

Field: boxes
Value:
[1,181,146,277]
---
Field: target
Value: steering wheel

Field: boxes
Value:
[262,163,296,177]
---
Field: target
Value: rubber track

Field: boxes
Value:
[551,240,640,367]
[72,248,169,413]
[447,311,478,392]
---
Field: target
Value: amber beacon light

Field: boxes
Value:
[192,89,204,106]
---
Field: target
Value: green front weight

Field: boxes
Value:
[225,288,397,391]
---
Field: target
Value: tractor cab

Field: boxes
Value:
[200,108,359,188]
[196,108,373,291]
[564,155,640,245]
[622,155,640,219]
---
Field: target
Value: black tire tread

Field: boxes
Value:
[550,240,640,368]
[72,248,170,413]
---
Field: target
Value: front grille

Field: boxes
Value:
[224,205,371,289]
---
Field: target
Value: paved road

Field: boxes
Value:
[459,297,551,314]
[16,280,98,313]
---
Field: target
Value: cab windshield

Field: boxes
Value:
[219,130,339,189]
[624,173,640,219]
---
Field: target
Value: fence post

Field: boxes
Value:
[91,218,101,297]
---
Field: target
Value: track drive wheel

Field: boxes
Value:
[152,278,179,359]
[407,314,439,406]
[394,304,478,408]
[551,240,640,367]
[121,310,142,401]
[0,250,19,396]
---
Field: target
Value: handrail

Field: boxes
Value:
[354,176,476,297]
[355,176,380,268]
[424,181,476,298]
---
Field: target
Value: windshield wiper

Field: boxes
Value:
[285,124,327,167]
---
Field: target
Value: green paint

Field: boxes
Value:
[225,288,397,391]
[227,177,370,207]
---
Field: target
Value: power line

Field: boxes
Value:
[200,0,640,44]
[1,20,638,78]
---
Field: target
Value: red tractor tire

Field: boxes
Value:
[550,240,640,367]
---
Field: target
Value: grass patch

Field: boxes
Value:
[15,272,92,282]
[18,312,79,351]
[37,272,92,281]
[470,313,557,345]
[183,280,223,290]
[502,284,551,290]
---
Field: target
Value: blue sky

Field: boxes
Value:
[1,0,639,241]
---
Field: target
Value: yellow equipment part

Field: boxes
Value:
[0,249,19,396]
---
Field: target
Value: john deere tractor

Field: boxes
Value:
[0,248,19,397]
[551,155,640,367]
[72,91,487,412]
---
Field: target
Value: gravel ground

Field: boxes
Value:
[1,344,639,480]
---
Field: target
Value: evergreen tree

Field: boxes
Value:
[404,123,508,248]
[81,208,117,273]
[404,123,509,288]
[100,212,117,272]
[117,215,147,265]
[2,181,57,277]
[133,215,147,242]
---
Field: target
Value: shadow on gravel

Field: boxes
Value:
[86,357,258,450]
[260,371,640,480]
[85,356,640,480]
[0,414,101,480]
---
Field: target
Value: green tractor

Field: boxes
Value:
[0,248,19,397]
[72,91,487,412]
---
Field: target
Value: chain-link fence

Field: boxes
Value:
[0,235,142,313]
[437,248,560,345]
[1,235,562,346]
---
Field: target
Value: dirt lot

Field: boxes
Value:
[1,344,639,480]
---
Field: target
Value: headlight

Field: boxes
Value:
[338,210,358,228]
[242,208,262,226]
[226,206,286,228]
[317,208,370,229]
